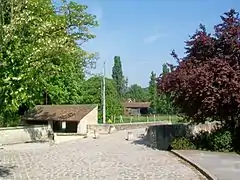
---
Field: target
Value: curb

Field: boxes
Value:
[171,150,218,180]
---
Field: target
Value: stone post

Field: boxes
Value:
[48,120,53,131]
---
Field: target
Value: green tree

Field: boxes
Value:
[0,0,98,126]
[112,56,125,97]
[81,76,123,121]
[125,84,149,102]
[157,64,175,114]
[149,71,158,113]
[122,77,128,97]
[162,63,170,75]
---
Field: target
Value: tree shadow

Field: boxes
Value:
[131,133,151,147]
[0,165,16,178]
[23,126,49,143]
[23,126,43,141]
[22,107,55,143]
[23,106,57,122]
[23,106,80,122]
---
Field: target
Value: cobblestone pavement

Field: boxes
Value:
[0,129,204,180]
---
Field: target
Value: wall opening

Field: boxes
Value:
[53,121,78,133]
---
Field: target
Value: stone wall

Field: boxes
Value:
[77,106,98,134]
[83,106,98,125]
[0,125,49,145]
[87,121,172,134]
[146,122,220,150]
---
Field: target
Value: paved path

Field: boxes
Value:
[175,150,240,180]
[0,129,204,180]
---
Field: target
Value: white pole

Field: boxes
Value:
[103,61,106,124]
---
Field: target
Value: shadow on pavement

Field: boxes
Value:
[0,164,16,178]
[131,134,151,147]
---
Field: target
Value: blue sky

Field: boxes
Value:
[78,0,240,87]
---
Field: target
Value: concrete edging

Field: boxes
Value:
[171,150,218,180]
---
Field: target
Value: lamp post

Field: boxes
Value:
[102,61,106,124]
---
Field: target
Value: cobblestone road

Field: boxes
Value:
[0,129,204,180]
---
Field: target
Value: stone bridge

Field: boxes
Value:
[0,128,205,180]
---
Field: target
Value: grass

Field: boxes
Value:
[106,115,183,124]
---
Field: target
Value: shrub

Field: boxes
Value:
[171,128,233,152]
[193,129,233,152]
[171,137,196,150]
[193,130,212,150]
[209,130,233,152]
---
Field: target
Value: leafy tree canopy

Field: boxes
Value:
[158,9,240,125]
[125,84,149,102]
[149,71,158,112]
[81,76,123,120]
[112,56,125,97]
[0,0,98,126]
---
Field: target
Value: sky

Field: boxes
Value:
[77,0,240,87]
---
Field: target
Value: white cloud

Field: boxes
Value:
[143,33,167,44]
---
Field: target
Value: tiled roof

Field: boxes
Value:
[123,102,151,108]
[23,104,97,122]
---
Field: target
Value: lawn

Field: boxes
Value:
[109,115,183,124]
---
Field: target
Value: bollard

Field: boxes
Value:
[93,129,100,139]
[108,125,116,134]
[126,131,134,141]
[48,130,55,146]
[144,127,148,136]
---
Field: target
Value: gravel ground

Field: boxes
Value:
[0,129,205,180]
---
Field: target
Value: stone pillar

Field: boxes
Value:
[77,119,87,134]
[48,120,53,131]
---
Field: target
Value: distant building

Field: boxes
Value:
[122,102,151,116]
[21,104,98,134]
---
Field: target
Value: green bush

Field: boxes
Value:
[171,128,233,152]
[193,129,233,152]
[209,130,233,152]
[193,130,212,150]
[171,137,196,150]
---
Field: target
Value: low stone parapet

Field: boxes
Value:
[87,121,171,134]
[146,122,221,150]
[0,125,48,145]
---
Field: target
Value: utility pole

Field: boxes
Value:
[102,61,106,124]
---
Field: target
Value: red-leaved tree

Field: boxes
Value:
[158,9,240,127]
